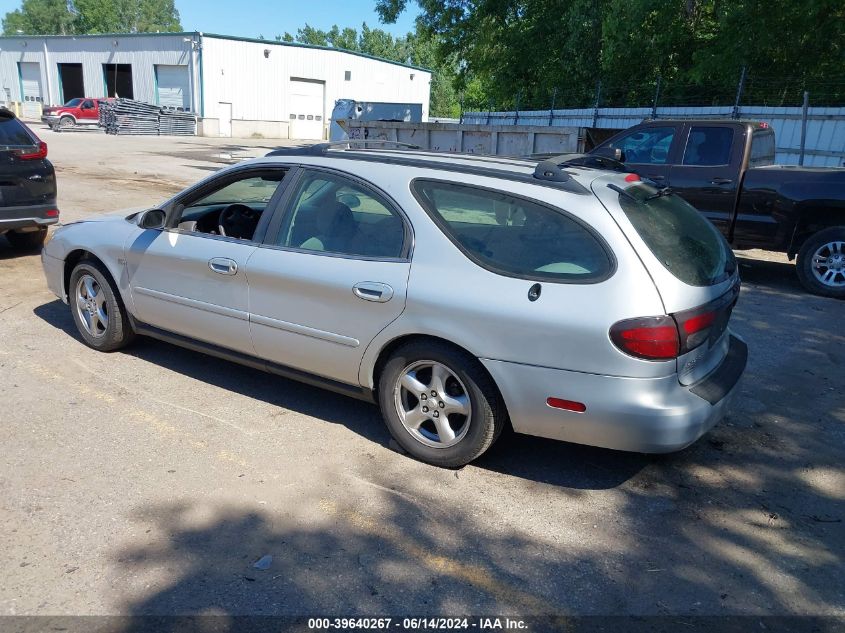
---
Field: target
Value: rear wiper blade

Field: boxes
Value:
[644,187,674,201]
[607,183,639,203]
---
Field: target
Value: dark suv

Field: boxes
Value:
[0,108,58,249]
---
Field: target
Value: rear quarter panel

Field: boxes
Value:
[737,166,845,251]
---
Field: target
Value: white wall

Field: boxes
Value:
[200,35,431,129]
[0,34,199,109]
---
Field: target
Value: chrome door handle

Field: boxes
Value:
[353,282,394,303]
[208,257,238,275]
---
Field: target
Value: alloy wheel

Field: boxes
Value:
[75,274,109,338]
[811,240,845,288]
[393,360,472,449]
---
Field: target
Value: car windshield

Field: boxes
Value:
[615,183,735,286]
[64,98,83,107]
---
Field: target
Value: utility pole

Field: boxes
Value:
[592,80,602,127]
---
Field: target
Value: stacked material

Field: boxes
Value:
[159,106,198,136]
[99,99,197,136]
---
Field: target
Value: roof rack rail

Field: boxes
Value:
[266,139,420,157]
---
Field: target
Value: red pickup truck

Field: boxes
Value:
[41,98,110,131]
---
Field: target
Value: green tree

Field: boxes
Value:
[3,0,181,35]
[2,0,76,35]
[377,0,845,109]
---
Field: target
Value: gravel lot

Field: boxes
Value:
[1,129,843,622]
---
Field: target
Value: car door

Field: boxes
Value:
[247,167,412,385]
[125,166,290,354]
[79,99,97,122]
[594,124,681,184]
[668,123,744,235]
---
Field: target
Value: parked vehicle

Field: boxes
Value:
[41,98,108,131]
[1,108,58,249]
[41,143,746,467]
[591,120,845,298]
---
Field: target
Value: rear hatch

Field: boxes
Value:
[0,112,55,208]
[592,174,740,386]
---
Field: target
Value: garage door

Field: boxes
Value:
[155,65,190,110]
[18,62,42,103]
[288,79,325,140]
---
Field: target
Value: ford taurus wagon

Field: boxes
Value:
[41,144,747,467]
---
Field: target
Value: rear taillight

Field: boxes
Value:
[14,141,48,160]
[678,310,716,350]
[611,286,739,361]
[610,316,680,360]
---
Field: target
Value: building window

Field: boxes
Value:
[344,71,351,81]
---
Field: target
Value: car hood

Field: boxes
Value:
[59,207,147,226]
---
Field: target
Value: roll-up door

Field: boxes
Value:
[155,65,190,110]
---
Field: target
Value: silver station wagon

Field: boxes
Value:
[41,144,747,467]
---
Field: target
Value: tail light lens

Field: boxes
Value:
[14,141,48,160]
[610,316,680,360]
[611,285,739,362]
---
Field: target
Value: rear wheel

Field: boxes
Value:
[6,227,47,250]
[69,260,135,351]
[796,227,845,298]
[378,340,506,467]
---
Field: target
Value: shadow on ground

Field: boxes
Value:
[31,253,845,620]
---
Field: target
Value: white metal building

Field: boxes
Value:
[0,32,431,139]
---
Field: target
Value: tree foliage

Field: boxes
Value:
[377,0,845,109]
[2,0,181,36]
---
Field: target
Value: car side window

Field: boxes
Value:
[82,100,94,109]
[174,171,286,241]
[606,126,675,164]
[413,180,613,282]
[683,127,734,166]
[277,171,405,258]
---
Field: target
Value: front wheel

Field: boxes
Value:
[378,341,506,467]
[69,260,136,351]
[796,227,845,298]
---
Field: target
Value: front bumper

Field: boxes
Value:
[0,204,59,232]
[482,334,747,453]
[41,250,66,302]
[41,115,60,125]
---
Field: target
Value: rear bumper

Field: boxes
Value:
[482,334,747,453]
[0,204,59,231]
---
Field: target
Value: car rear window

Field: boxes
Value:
[413,180,613,282]
[616,183,735,286]
[0,115,35,146]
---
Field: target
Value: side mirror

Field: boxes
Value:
[593,146,624,162]
[137,208,166,230]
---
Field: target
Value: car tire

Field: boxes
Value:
[378,340,507,467]
[57,116,75,131]
[796,226,845,298]
[6,227,47,250]
[69,260,136,352]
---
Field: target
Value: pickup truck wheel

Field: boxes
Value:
[796,227,845,298]
[57,115,75,130]
[5,227,47,250]
[378,341,506,468]
[69,260,135,352]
